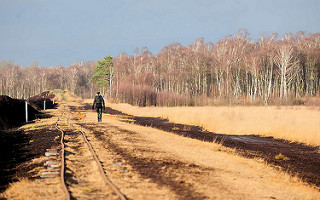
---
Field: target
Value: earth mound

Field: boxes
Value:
[28,91,55,110]
[0,91,56,130]
[0,96,39,130]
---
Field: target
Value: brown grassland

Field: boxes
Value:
[106,102,320,147]
[1,96,320,199]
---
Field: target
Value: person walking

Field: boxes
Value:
[92,92,105,122]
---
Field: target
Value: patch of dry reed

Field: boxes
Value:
[108,103,320,146]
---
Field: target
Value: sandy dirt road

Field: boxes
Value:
[2,101,320,199]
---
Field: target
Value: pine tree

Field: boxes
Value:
[91,55,113,95]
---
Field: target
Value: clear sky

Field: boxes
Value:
[0,0,319,67]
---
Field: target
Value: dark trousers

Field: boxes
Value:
[96,107,102,122]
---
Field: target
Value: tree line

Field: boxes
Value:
[1,30,319,106]
[109,31,320,106]
[0,60,96,99]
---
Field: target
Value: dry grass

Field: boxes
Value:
[1,178,64,200]
[275,153,290,161]
[8,100,317,199]
[98,110,320,200]
[52,89,82,103]
[64,90,83,102]
[18,122,46,131]
[1,156,64,200]
[107,102,320,146]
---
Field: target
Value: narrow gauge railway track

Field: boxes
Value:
[55,115,70,200]
[78,128,126,200]
[55,106,126,200]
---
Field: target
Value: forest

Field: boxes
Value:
[1,30,319,106]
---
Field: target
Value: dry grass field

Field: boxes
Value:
[2,99,320,199]
[107,102,320,147]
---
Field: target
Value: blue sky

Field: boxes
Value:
[0,0,319,67]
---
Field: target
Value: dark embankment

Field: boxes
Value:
[27,91,55,111]
[0,95,39,130]
[0,91,57,192]
[0,91,55,130]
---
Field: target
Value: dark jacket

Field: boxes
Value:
[92,94,105,109]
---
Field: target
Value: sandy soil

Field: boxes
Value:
[1,101,320,199]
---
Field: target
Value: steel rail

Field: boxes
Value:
[55,105,126,200]
[78,128,127,200]
[55,114,71,200]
